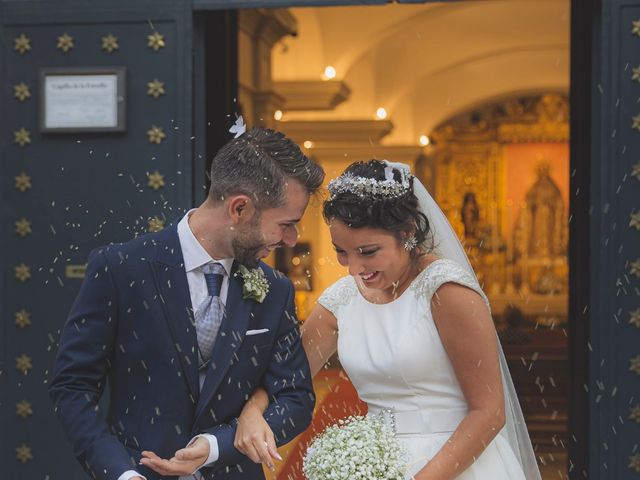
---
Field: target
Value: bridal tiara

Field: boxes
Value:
[327,164,412,200]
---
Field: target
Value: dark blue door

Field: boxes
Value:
[0,1,194,477]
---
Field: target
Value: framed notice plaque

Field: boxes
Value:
[39,67,126,132]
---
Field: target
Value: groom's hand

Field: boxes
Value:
[235,403,281,471]
[140,437,210,476]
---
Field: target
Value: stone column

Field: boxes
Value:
[238,9,295,128]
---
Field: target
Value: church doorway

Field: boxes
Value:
[227,2,574,479]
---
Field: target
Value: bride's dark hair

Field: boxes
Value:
[323,160,432,255]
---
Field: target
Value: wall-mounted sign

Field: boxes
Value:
[39,67,126,132]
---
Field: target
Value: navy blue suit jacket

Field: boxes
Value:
[49,223,315,479]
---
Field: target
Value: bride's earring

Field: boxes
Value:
[403,236,418,251]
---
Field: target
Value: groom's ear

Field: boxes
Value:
[228,195,257,223]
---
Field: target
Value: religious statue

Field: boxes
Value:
[460,192,480,240]
[514,162,567,260]
[514,162,568,294]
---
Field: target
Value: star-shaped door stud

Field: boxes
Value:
[147,79,165,99]
[14,263,31,282]
[15,173,32,192]
[16,444,33,463]
[13,128,31,147]
[147,31,165,51]
[14,82,31,101]
[16,400,33,419]
[147,217,165,232]
[15,309,31,328]
[101,33,119,53]
[16,354,32,373]
[147,125,166,144]
[57,33,74,53]
[14,34,31,54]
[147,171,165,190]
[15,218,32,237]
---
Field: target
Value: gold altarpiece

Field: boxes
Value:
[429,93,569,329]
[429,93,570,458]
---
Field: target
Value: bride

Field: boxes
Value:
[234,160,541,479]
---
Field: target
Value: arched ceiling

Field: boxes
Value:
[272,0,569,145]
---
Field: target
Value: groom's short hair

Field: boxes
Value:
[208,127,324,209]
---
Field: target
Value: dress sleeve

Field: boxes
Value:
[412,259,491,312]
[317,275,358,317]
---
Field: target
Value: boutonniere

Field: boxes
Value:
[237,265,270,303]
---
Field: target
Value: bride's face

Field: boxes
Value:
[329,219,411,291]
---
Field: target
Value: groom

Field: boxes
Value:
[49,127,323,480]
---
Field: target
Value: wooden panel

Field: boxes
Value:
[504,330,569,452]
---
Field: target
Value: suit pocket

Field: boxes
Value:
[246,328,269,336]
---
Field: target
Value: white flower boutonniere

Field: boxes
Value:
[237,265,269,303]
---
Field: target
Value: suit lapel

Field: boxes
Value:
[149,225,200,403]
[195,261,253,422]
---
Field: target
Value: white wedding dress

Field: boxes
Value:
[318,258,528,479]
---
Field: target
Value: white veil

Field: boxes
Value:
[384,161,541,480]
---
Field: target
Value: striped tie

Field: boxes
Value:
[195,262,225,364]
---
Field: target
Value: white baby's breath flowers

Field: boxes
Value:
[303,415,407,480]
[237,265,269,303]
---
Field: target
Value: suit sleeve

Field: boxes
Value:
[205,281,316,468]
[48,249,135,480]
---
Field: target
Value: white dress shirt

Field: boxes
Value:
[119,210,234,480]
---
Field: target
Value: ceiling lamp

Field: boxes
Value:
[323,66,336,80]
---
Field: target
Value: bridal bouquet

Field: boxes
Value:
[303,415,406,480]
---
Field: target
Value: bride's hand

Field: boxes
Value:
[234,399,281,470]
